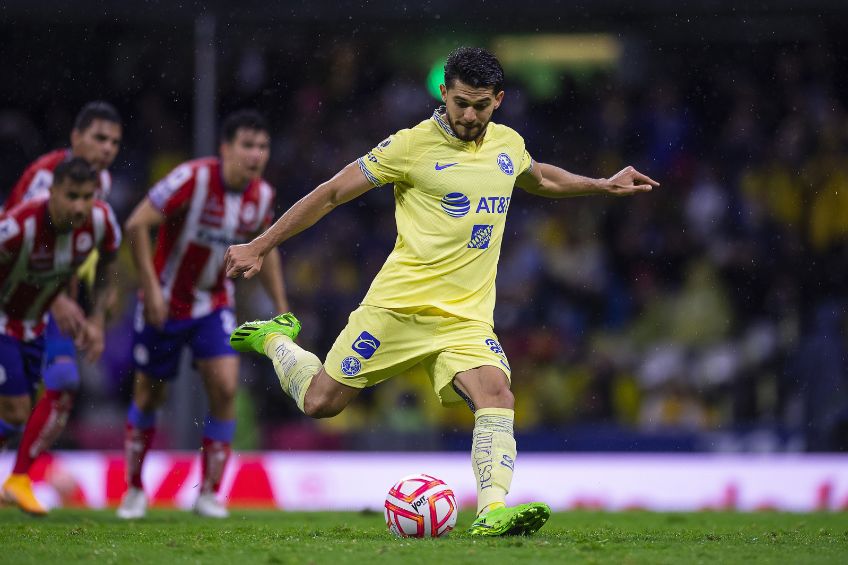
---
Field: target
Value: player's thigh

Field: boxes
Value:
[423,319,513,408]
[0,336,43,423]
[189,309,239,405]
[323,305,435,391]
[303,367,362,414]
[131,306,188,381]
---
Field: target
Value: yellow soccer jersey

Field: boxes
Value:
[356,108,533,326]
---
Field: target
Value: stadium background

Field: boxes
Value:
[1,1,848,510]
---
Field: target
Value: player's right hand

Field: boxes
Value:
[225,242,264,279]
[143,287,168,329]
[50,293,86,336]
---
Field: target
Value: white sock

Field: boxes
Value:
[472,407,516,515]
[263,335,322,413]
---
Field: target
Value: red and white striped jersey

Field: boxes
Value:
[147,157,275,320]
[0,197,122,341]
[1,149,112,213]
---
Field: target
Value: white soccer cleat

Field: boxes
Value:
[193,492,229,518]
[116,487,148,519]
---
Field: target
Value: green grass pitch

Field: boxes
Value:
[1,509,847,564]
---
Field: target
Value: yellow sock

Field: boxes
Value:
[471,407,516,515]
[263,334,322,413]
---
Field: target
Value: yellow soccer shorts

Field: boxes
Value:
[324,305,512,406]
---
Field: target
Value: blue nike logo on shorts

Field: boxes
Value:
[435,162,458,170]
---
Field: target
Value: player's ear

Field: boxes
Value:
[439,83,447,103]
[493,90,505,110]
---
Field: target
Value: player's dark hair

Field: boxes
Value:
[73,101,122,131]
[444,47,505,93]
[53,157,98,185]
[220,109,269,143]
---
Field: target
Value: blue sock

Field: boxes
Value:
[203,416,235,443]
[43,361,80,392]
[127,402,156,430]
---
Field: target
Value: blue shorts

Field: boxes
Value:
[44,315,77,365]
[132,307,237,381]
[0,335,45,397]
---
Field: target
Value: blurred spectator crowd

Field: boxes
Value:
[1,32,846,452]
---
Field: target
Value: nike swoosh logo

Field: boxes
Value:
[435,162,459,171]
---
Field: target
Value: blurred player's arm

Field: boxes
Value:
[124,199,168,328]
[49,291,86,336]
[75,251,119,363]
[226,162,375,279]
[516,162,658,198]
[256,248,290,313]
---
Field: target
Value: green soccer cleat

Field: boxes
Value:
[467,502,551,536]
[229,313,302,354]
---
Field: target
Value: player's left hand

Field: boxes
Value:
[603,166,659,196]
[75,319,105,363]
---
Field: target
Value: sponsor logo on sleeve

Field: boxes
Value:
[341,356,362,376]
[351,330,381,359]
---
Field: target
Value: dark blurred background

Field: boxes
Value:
[2,0,848,453]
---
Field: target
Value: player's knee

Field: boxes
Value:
[476,384,514,410]
[0,399,31,426]
[303,393,343,419]
[43,360,80,392]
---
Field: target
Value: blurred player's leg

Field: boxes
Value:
[194,355,239,519]
[117,372,165,519]
[11,345,79,478]
[1,336,48,515]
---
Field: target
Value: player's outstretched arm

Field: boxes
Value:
[225,161,375,279]
[516,162,659,198]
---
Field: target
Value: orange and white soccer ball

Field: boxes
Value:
[384,473,458,538]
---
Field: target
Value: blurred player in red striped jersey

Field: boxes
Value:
[0,157,121,515]
[0,102,121,509]
[116,109,289,519]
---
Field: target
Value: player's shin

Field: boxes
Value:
[263,335,321,413]
[471,407,516,516]
[125,402,156,490]
[201,416,235,494]
[12,389,75,475]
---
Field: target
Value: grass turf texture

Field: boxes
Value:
[1,509,847,564]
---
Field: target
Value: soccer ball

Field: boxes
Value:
[384,473,458,538]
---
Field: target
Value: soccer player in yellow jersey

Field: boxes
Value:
[225,47,658,535]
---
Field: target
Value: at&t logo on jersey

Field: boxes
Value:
[351,330,381,359]
[497,153,514,176]
[441,192,471,218]
[468,224,494,249]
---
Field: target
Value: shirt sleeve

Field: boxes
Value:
[0,215,22,265]
[517,149,533,176]
[355,129,411,187]
[99,202,123,255]
[147,163,195,215]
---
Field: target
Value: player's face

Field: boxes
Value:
[220,128,271,188]
[49,179,97,232]
[440,80,504,142]
[71,119,122,171]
